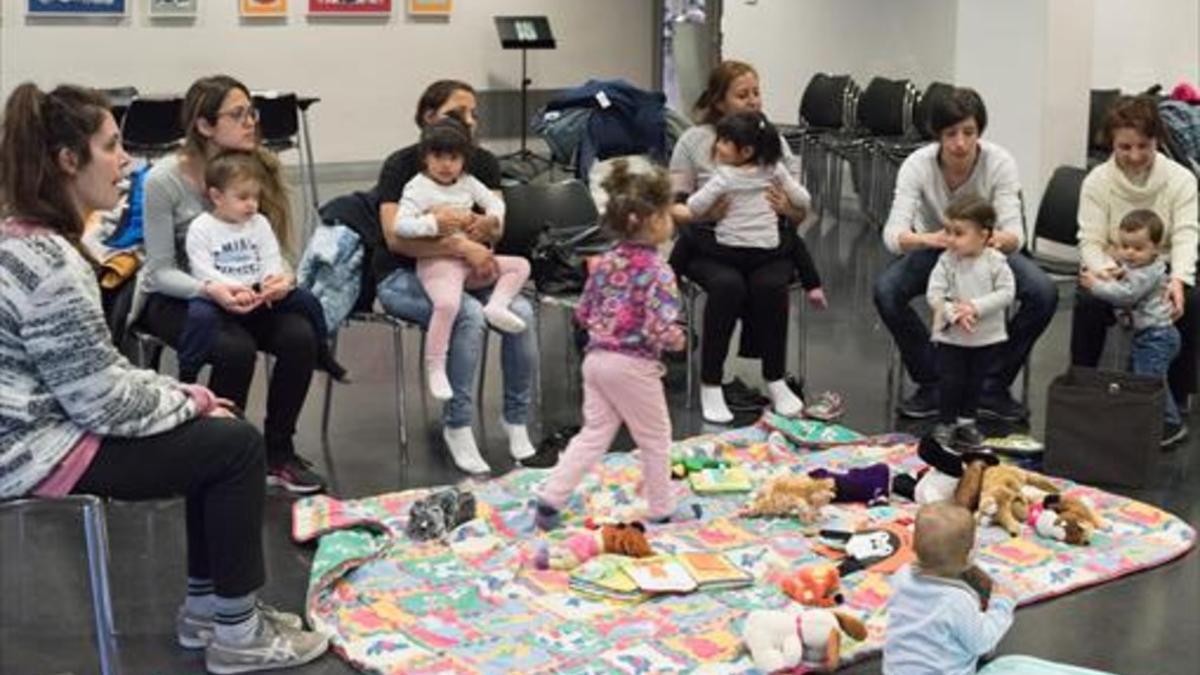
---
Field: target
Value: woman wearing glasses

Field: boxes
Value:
[138,75,327,494]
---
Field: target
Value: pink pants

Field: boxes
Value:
[417,254,530,362]
[540,350,675,520]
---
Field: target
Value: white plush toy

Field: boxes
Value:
[742,608,868,672]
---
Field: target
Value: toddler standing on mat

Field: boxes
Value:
[535,158,686,530]
[926,194,1015,448]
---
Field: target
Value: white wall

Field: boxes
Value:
[0,1,655,165]
[722,0,958,125]
[1092,0,1199,92]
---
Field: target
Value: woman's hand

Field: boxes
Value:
[459,239,499,280]
[259,273,293,306]
[1166,277,1186,320]
[806,287,829,310]
[431,206,474,235]
[766,182,807,223]
[463,213,500,243]
[205,281,259,314]
[206,397,241,419]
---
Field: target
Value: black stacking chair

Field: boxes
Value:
[1029,165,1089,279]
[121,96,183,159]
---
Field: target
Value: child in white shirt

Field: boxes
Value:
[180,150,346,383]
[394,117,530,401]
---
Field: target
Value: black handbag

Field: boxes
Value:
[1044,366,1164,487]
[529,224,608,295]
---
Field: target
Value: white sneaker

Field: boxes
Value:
[766,379,804,417]
[205,612,328,674]
[443,426,491,474]
[501,420,537,460]
[700,385,734,424]
[483,305,528,333]
[427,361,453,401]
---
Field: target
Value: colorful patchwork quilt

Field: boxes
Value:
[293,416,1195,673]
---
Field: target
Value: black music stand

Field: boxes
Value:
[494,16,556,170]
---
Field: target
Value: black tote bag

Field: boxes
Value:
[1044,366,1164,487]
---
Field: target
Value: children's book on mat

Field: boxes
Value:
[689,466,752,493]
[568,554,645,601]
[676,552,753,591]
[621,556,698,593]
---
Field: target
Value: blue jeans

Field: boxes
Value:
[873,249,1058,389]
[376,266,535,428]
[1131,325,1182,426]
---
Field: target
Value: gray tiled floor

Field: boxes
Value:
[1,172,1196,675]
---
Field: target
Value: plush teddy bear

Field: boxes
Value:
[780,564,842,607]
[1028,494,1106,545]
[742,608,868,672]
[743,474,836,523]
[977,465,1060,536]
[533,521,654,570]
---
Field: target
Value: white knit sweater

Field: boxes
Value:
[0,220,201,498]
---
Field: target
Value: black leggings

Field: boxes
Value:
[72,417,266,598]
[679,228,793,384]
[141,294,317,464]
[938,343,999,423]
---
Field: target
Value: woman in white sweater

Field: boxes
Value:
[1072,95,1199,440]
[0,83,327,673]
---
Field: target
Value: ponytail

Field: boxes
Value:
[0,82,110,244]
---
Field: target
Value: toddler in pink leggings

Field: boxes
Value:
[535,158,687,530]
[395,118,530,400]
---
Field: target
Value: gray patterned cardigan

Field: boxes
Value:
[0,220,201,498]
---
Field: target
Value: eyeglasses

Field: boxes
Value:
[217,106,260,125]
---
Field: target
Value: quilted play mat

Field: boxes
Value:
[293,416,1195,673]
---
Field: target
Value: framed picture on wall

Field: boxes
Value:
[149,0,198,17]
[240,0,287,17]
[407,0,449,17]
[27,0,128,15]
[309,0,390,16]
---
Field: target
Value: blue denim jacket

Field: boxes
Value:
[297,224,362,332]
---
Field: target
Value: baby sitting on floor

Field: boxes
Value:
[884,502,1015,675]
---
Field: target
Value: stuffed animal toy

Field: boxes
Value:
[533,521,654,570]
[406,487,477,541]
[892,435,997,508]
[1027,494,1106,545]
[808,463,890,505]
[780,564,842,607]
[670,443,732,479]
[818,523,915,576]
[743,474,836,522]
[977,465,1060,536]
[742,608,868,672]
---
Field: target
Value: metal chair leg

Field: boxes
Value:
[320,330,340,442]
[80,496,120,675]
[684,287,696,409]
[393,324,409,463]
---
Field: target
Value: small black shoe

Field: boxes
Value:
[318,353,351,383]
[954,423,985,448]
[724,378,769,412]
[897,385,939,419]
[978,390,1028,422]
[1162,423,1188,448]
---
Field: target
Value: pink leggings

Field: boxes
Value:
[540,350,675,520]
[417,254,530,362]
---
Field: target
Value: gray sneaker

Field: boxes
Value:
[204,611,327,674]
[177,603,305,649]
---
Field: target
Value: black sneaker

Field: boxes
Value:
[978,390,1029,422]
[267,456,327,494]
[954,423,985,448]
[724,378,769,412]
[898,385,939,419]
[1162,423,1188,448]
